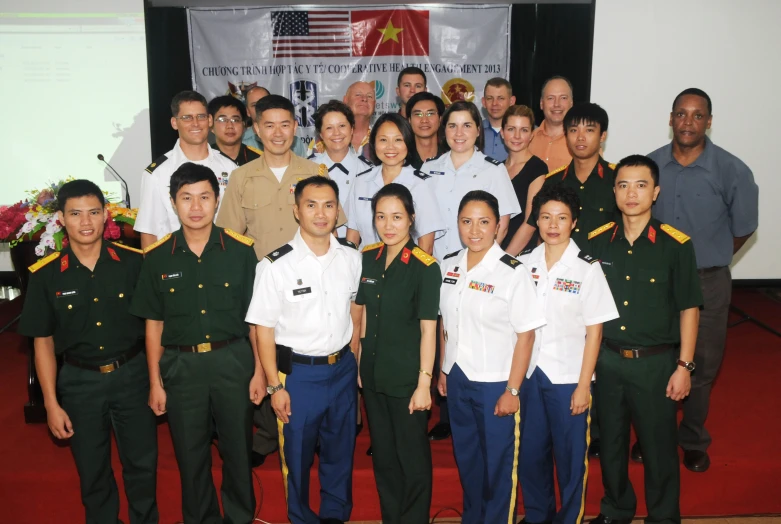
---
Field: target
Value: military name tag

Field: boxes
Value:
[358,196,372,201]
[430,170,446,175]
[446,272,460,278]
[443,278,457,285]
[56,289,78,298]
[361,277,377,285]
[292,287,312,296]
[162,272,183,280]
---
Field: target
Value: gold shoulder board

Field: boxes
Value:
[112,242,143,255]
[660,224,691,244]
[28,251,60,273]
[362,241,384,253]
[608,162,617,170]
[411,247,436,266]
[545,164,568,179]
[143,233,171,254]
[224,228,254,246]
[246,145,263,156]
[318,163,327,177]
[588,222,616,240]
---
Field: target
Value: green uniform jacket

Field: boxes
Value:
[530,156,617,250]
[588,218,703,346]
[356,239,441,397]
[129,226,258,346]
[18,242,145,360]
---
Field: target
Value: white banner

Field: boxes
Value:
[188,4,511,148]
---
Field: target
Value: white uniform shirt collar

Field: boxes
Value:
[528,238,580,273]
[455,241,504,273]
[444,149,484,173]
[289,227,341,266]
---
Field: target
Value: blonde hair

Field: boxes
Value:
[501,105,535,130]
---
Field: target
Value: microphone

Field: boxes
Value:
[97,154,131,208]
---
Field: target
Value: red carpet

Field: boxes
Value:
[1,288,780,523]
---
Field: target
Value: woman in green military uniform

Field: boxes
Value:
[355,183,441,524]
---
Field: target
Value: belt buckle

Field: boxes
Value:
[196,342,212,353]
[99,362,117,374]
[327,352,338,365]
[621,349,634,359]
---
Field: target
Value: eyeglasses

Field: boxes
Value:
[411,110,438,118]
[215,116,244,125]
[177,114,208,122]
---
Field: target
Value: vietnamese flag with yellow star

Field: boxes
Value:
[351,9,429,57]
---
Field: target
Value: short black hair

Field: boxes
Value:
[369,113,422,167]
[171,90,207,117]
[406,92,445,120]
[56,179,105,212]
[293,176,339,205]
[531,183,581,223]
[614,154,660,187]
[169,163,219,200]
[398,66,427,87]
[672,87,712,115]
[458,190,500,222]
[540,75,574,99]
[255,94,296,122]
[207,95,248,122]
[563,102,609,134]
[371,183,416,232]
[314,100,355,133]
[440,101,485,153]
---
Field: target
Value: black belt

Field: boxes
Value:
[603,339,676,359]
[171,337,245,353]
[291,344,350,366]
[697,266,726,276]
[63,345,143,374]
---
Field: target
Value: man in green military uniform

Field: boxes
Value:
[130,163,265,524]
[18,179,158,524]
[588,155,702,524]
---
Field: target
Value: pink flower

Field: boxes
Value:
[104,217,121,240]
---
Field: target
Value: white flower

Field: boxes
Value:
[34,244,45,257]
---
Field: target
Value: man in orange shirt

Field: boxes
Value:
[529,76,574,171]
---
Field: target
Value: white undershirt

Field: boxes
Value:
[270,166,287,182]
[492,126,501,134]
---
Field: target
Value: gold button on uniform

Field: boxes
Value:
[201,310,206,315]
[198,284,203,288]
[620,326,626,331]
[170,288,175,293]
[580,186,585,190]
[197,259,202,263]
[205,335,210,339]
[599,208,604,212]
[99,346,104,350]
[628,250,632,255]
[93,298,99,303]
[624,301,629,306]
[650,278,656,283]
[625,275,631,280]
[224,283,229,287]
[67,304,73,310]
[118,293,124,298]
[96,322,102,327]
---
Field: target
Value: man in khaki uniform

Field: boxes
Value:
[217,94,345,260]
[216,94,346,465]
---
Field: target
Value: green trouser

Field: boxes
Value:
[58,352,158,524]
[595,346,681,524]
[362,388,432,524]
[161,340,255,524]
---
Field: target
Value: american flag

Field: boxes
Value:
[272,11,351,58]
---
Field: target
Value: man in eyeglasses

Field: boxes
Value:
[406,92,446,169]
[208,95,262,167]
[134,91,238,250]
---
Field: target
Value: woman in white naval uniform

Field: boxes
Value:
[308,100,374,237]
[517,183,618,524]
[344,113,445,254]
[438,190,545,524]
[421,101,521,261]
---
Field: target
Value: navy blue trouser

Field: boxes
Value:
[448,364,521,524]
[278,351,358,524]
[519,368,591,524]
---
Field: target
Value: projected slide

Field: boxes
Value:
[0,2,150,207]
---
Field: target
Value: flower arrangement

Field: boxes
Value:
[0,179,137,257]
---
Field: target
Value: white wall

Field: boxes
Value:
[591,0,778,280]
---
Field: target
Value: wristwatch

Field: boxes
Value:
[266,383,284,395]
[506,385,520,396]
[677,359,696,372]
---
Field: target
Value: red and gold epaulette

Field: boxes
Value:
[28,251,60,274]
[224,228,254,246]
[318,163,327,177]
[362,241,384,253]
[143,233,171,254]
[608,162,617,170]
[246,145,263,156]
[411,247,436,266]
[660,224,691,244]
[112,242,143,255]
[545,164,568,179]
[588,222,616,240]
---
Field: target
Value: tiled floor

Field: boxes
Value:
[339,518,781,524]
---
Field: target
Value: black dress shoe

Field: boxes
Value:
[683,449,710,472]
[519,519,552,524]
[428,422,451,441]
[251,451,267,468]
[356,422,363,436]
[588,438,600,457]
[590,513,633,524]
[320,519,345,524]
[630,441,643,463]
[366,445,372,456]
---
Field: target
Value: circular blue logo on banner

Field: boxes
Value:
[372,80,385,100]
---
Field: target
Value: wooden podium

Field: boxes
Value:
[10,225,140,423]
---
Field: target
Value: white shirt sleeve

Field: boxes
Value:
[245,259,283,328]
[509,268,547,334]
[351,252,362,301]
[134,171,172,237]
[344,183,359,231]
[489,163,522,218]
[409,182,446,238]
[581,261,620,326]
